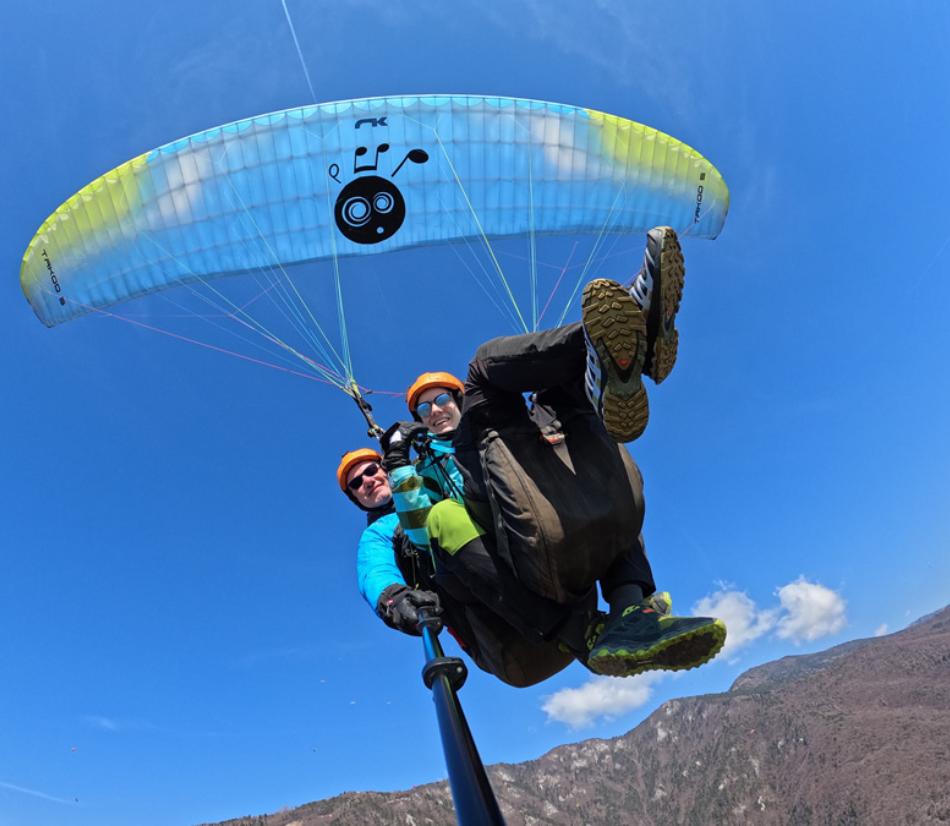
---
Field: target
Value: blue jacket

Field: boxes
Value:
[356,511,404,611]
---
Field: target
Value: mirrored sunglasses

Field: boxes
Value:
[416,392,454,419]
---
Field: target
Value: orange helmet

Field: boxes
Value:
[405,371,465,414]
[336,447,382,493]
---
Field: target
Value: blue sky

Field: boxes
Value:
[3,2,950,824]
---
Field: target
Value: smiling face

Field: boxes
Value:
[346,459,392,509]
[416,386,462,435]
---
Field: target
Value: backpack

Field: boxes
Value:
[459,402,645,605]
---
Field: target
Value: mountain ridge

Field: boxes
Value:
[202,605,950,825]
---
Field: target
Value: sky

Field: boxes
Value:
[3,2,950,824]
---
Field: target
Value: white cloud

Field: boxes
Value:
[775,577,847,643]
[690,578,846,652]
[542,578,848,728]
[481,2,670,90]
[542,673,663,729]
[83,715,119,732]
[692,587,777,656]
[874,623,889,637]
[81,715,160,734]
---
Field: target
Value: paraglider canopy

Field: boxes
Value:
[21,94,728,328]
[20,94,729,415]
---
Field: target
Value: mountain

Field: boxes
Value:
[202,605,950,825]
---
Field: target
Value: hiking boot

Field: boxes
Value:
[584,591,673,650]
[582,278,649,442]
[587,599,726,678]
[576,593,673,673]
[629,226,685,384]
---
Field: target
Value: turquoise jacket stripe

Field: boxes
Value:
[355,436,464,616]
[389,435,465,553]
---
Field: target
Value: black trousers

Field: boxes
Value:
[451,322,656,606]
[461,322,590,424]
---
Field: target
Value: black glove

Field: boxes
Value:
[380,421,428,472]
[376,584,442,636]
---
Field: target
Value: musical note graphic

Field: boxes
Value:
[354,143,390,173]
[392,149,429,177]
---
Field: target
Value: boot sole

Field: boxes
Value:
[645,227,685,385]
[588,618,726,678]
[582,279,649,442]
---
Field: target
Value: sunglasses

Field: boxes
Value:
[347,461,382,491]
[416,392,454,419]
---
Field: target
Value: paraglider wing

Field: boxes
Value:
[21,94,729,328]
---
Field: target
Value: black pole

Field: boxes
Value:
[418,610,506,826]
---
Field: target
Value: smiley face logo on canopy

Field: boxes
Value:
[330,143,429,245]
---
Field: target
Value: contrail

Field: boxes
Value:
[0,781,75,805]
